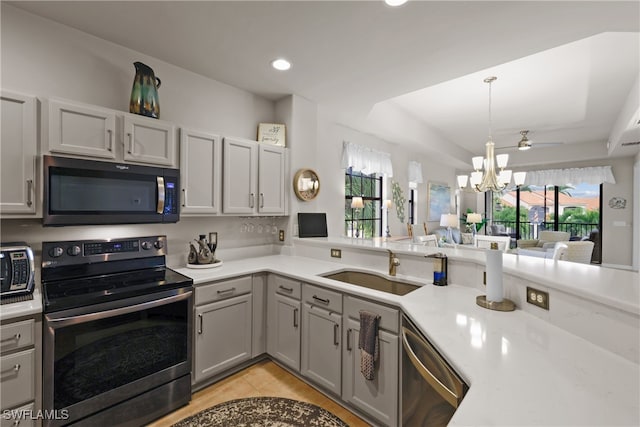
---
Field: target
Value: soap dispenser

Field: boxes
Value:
[426,253,448,286]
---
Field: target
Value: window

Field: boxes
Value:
[345,167,383,238]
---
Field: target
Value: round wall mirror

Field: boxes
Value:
[293,169,320,201]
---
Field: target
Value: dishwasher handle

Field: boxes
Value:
[401,326,463,409]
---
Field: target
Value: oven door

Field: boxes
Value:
[43,155,179,226]
[43,287,192,426]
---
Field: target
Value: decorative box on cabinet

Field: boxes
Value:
[266,275,301,371]
[1,90,38,216]
[179,128,222,215]
[193,276,253,384]
[0,316,41,427]
[222,137,286,215]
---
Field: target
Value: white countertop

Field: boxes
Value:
[175,254,640,426]
[294,236,640,315]
[0,288,43,321]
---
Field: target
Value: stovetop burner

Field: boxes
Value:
[41,235,193,312]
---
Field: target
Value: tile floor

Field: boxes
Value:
[147,360,370,426]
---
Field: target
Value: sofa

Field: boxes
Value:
[516,230,570,252]
[430,227,474,245]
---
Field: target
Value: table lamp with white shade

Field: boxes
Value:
[466,213,482,238]
[351,196,364,238]
[440,213,459,243]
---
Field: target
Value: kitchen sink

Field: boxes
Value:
[321,270,421,296]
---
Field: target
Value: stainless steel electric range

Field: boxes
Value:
[40,235,193,427]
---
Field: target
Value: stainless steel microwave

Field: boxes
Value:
[0,242,35,298]
[43,155,179,226]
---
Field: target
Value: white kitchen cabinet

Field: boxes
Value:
[193,277,253,384]
[43,98,176,167]
[0,90,38,215]
[301,303,342,396]
[343,296,399,427]
[123,113,176,166]
[179,128,221,214]
[222,137,286,215]
[1,316,41,425]
[44,98,117,160]
[266,275,301,371]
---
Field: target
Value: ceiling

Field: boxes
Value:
[10,1,640,168]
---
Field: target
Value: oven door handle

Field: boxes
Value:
[46,291,192,327]
[157,176,165,214]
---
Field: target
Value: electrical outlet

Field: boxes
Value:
[278,230,285,242]
[526,287,550,310]
[330,248,342,258]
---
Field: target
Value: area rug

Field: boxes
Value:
[172,396,348,427]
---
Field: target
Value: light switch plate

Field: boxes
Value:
[330,248,342,258]
[278,230,285,241]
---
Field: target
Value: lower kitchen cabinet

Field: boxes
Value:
[267,276,301,371]
[194,279,253,384]
[301,303,342,396]
[343,307,399,427]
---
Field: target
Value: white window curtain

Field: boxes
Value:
[408,161,423,184]
[341,141,393,176]
[524,166,616,186]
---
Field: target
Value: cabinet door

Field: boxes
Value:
[258,145,286,214]
[194,293,252,383]
[123,114,176,166]
[0,349,35,410]
[46,98,116,159]
[301,304,342,396]
[267,292,301,371]
[180,128,221,214]
[222,137,258,214]
[0,91,37,214]
[343,317,399,427]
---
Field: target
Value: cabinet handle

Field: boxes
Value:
[278,285,293,293]
[198,314,203,334]
[260,192,265,208]
[26,180,33,207]
[347,328,352,351]
[1,364,20,374]
[293,308,299,328]
[127,132,134,154]
[107,129,113,151]
[0,333,21,343]
[216,287,236,295]
[181,188,186,207]
[13,420,20,427]
[312,295,330,305]
[249,193,255,208]
[334,323,339,346]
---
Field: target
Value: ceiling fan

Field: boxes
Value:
[497,130,564,151]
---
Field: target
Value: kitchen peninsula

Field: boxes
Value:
[173,238,640,426]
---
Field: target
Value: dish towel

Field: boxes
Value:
[358,310,381,380]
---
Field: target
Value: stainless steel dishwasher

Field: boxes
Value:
[401,315,467,426]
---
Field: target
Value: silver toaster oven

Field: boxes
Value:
[0,242,35,298]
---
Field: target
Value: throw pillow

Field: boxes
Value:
[461,233,473,245]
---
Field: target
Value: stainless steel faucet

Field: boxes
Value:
[388,250,400,276]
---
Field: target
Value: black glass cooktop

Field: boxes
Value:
[43,267,192,312]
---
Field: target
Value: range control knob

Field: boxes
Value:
[49,247,64,258]
[154,240,164,249]
[67,245,81,256]
[141,241,153,250]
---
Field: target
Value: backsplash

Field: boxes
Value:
[1,216,289,265]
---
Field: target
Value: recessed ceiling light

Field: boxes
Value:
[385,0,408,6]
[271,58,291,71]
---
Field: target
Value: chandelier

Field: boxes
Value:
[457,77,526,192]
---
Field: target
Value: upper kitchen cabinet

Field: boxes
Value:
[123,113,175,166]
[44,98,117,160]
[43,98,176,167]
[1,90,38,215]
[179,128,222,215]
[222,137,286,215]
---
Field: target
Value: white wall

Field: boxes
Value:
[634,152,640,271]
[0,4,285,261]
[314,108,456,238]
